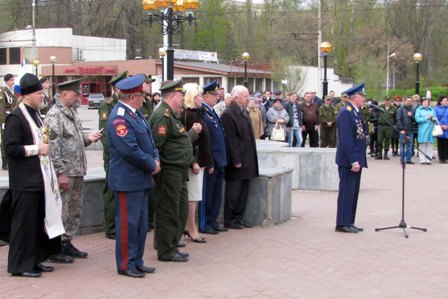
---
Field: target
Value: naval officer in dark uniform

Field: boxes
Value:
[335,83,367,233]
[107,74,161,278]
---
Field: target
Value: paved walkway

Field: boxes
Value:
[0,107,446,298]
[0,153,446,298]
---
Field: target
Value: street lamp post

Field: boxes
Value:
[159,48,167,82]
[386,52,396,94]
[242,52,250,88]
[320,41,332,99]
[143,0,199,81]
[32,59,39,76]
[50,55,56,97]
[413,53,423,95]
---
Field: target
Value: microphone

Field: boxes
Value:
[367,102,385,112]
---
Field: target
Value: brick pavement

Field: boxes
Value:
[0,154,447,298]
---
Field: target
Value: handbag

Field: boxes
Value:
[270,121,285,141]
[432,124,443,137]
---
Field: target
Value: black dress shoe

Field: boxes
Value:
[118,269,145,278]
[406,161,415,164]
[351,225,364,232]
[202,228,219,235]
[225,223,243,229]
[48,253,74,264]
[12,271,41,278]
[215,226,228,232]
[62,241,88,258]
[335,226,358,233]
[136,265,156,274]
[34,263,54,272]
[238,221,252,228]
[0,240,8,246]
[176,250,189,258]
[105,233,116,240]
[159,253,188,262]
[176,242,186,248]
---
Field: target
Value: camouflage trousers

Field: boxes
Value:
[61,176,84,241]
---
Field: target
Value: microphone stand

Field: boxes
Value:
[370,106,428,238]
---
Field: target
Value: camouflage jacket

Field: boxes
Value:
[319,105,336,127]
[44,98,92,176]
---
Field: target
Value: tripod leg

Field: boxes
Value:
[402,228,409,238]
[409,226,427,232]
[375,225,400,232]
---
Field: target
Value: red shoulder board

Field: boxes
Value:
[115,124,128,137]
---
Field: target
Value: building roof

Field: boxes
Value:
[175,61,271,78]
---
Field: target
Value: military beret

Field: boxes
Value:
[144,74,156,84]
[108,71,128,86]
[57,79,82,94]
[343,82,365,97]
[273,90,282,96]
[116,74,145,94]
[39,77,49,84]
[202,80,220,95]
[4,73,13,82]
[20,73,43,96]
[159,79,184,94]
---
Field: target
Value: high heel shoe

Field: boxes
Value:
[183,230,207,243]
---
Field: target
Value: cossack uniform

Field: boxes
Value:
[107,74,159,277]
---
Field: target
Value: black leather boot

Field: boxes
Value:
[384,150,390,160]
[1,156,8,170]
[375,150,382,160]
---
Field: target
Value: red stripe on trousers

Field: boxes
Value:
[119,192,129,270]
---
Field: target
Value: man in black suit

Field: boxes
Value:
[220,85,259,229]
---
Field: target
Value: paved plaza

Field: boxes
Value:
[0,107,447,298]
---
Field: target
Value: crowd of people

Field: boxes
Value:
[0,70,447,278]
[248,88,448,165]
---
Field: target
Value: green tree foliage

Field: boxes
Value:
[1,0,448,92]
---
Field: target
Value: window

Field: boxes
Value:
[9,48,21,64]
[0,49,6,65]
[182,77,199,84]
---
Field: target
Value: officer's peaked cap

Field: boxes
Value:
[116,74,145,94]
[343,82,365,97]
[108,71,128,86]
[202,80,220,95]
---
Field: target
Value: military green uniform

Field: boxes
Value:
[319,104,337,148]
[376,104,396,159]
[0,86,17,169]
[99,94,119,237]
[97,71,128,238]
[334,101,347,115]
[139,96,154,123]
[150,98,197,261]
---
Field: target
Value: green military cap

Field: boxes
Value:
[144,74,156,84]
[57,78,81,94]
[324,95,331,101]
[108,71,128,86]
[159,79,184,95]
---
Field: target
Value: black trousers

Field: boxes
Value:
[437,138,448,161]
[224,179,250,225]
[8,190,60,273]
[301,124,319,147]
